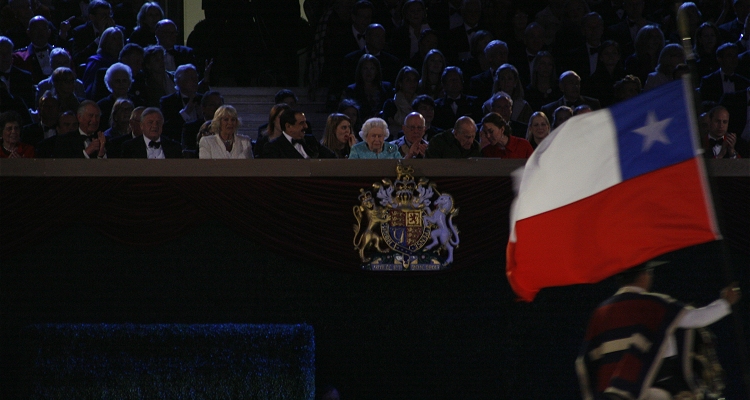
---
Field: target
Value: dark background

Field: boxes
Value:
[2,221,748,399]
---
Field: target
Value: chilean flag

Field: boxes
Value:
[506,78,721,302]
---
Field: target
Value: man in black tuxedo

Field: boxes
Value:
[541,71,601,118]
[262,108,335,159]
[699,43,750,103]
[431,66,483,130]
[0,36,35,110]
[444,0,485,65]
[322,0,373,88]
[508,23,547,87]
[604,0,656,59]
[21,90,59,146]
[155,19,199,74]
[468,40,508,103]
[35,111,78,158]
[121,107,182,158]
[159,64,203,143]
[52,100,107,158]
[719,89,750,158]
[411,94,443,141]
[66,0,124,66]
[719,0,750,43]
[343,24,401,86]
[107,106,144,158]
[563,13,605,80]
[11,16,55,85]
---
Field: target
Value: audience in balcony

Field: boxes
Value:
[2,1,750,163]
[391,111,428,158]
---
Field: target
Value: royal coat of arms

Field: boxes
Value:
[353,165,459,271]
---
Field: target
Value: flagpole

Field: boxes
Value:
[678,16,750,397]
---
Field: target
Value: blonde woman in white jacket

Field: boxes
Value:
[199,105,253,159]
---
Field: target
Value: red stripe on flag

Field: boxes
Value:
[507,158,718,301]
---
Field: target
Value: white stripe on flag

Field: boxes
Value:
[513,110,622,222]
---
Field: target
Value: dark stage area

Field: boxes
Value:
[1,160,749,399]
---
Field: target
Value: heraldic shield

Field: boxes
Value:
[353,165,459,271]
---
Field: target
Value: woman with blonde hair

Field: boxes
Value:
[526,111,550,150]
[199,105,252,159]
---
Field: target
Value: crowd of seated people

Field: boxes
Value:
[1,0,749,160]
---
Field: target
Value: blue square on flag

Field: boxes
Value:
[611,80,696,181]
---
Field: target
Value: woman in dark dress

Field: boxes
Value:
[128,2,163,47]
[342,54,393,122]
[321,113,355,158]
[525,51,562,112]
[582,40,625,108]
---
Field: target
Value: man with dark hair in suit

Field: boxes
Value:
[121,107,182,158]
[699,43,750,103]
[431,66,483,130]
[343,23,401,85]
[508,22,547,87]
[21,90,59,146]
[541,71,601,118]
[468,39,508,103]
[262,108,335,159]
[107,105,144,158]
[159,63,203,143]
[444,0,485,65]
[155,19,198,74]
[67,0,124,66]
[563,12,605,80]
[52,100,107,158]
[411,94,442,140]
[323,0,374,88]
[35,111,78,158]
[719,0,750,43]
[703,105,743,159]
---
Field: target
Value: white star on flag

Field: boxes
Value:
[633,110,672,152]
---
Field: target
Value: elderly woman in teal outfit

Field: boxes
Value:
[348,117,403,159]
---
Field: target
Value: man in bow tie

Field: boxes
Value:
[699,42,750,103]
[444,0,485,65]
[21,90,59,146]
[262,108,335,159]
[11,16,55,85]
[562,13,605,79]
[121,107,182,158]
[52,100,107,158]
[0,36,34,111]
[431,66,483,130]
[704,106,740,159]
